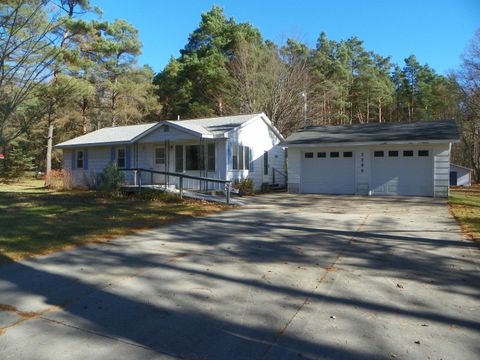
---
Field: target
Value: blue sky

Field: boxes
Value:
[93,0,479,75]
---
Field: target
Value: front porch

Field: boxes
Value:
[131,122,227,191]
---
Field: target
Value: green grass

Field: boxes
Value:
[449,185,480,242]
[0,179,225,263]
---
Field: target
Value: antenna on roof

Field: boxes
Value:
[301,92,307,129]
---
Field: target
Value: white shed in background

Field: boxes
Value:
[450,164,472,186]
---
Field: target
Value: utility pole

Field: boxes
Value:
[302,91,307,129]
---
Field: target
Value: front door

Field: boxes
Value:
[153,146,166,184]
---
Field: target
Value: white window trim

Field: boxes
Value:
[155,147,166,165]
[117,147,126,169]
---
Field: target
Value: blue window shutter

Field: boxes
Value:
[125,146,131,169]
[110,146,116,163]
[249,148,254,171]
[84,149,88,170]
[71,150,76,170]
[227,142,232,169]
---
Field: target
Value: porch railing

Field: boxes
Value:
[119,168,232,204]
[272,167,287,187]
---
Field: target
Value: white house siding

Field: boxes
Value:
[288,143,451,198]
[433,145,451,197]
[63,146,114,188]
[226,117,284,190]
[287,148,301,193]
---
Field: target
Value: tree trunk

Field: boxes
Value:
[366,97,370,123]
[45,104,54,185]
[45,3,74,178]
[82,97,88,134]
[378,98,382,123]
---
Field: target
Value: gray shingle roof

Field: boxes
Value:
[56,114,262,148]
[55,123,157,148]
[283,120,459,146]
[166,113,261,136]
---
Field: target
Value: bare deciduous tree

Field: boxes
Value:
[225,40,311,136]
[454,29,480,181]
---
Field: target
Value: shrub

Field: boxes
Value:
[45,169,73,190]
[0,147,34,180]
[133,189,181,202]
[232,178,254,195]
[96,162,125,196]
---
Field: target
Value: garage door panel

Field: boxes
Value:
[371,152,433,196]
[301,154,355,194]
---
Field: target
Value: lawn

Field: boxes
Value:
[0,179,225,263]
[449,184,480,242]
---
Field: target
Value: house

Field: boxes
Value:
[55,113,286,191]
[283,120,459,197]
[450,164,472,186]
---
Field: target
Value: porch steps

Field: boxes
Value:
[267,183,287,192]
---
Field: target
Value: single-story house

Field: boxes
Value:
[55,113,286,191]
[283,120,459,197]
[450,164,472,186]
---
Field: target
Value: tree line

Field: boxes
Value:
[1,2,479,180]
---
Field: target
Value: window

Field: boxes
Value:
[232,143,251,170]
[330,152,339,158]
[264,151,269,175]
[175,145,183,172]
[155,147,165,165]
[207,143,215,171]
[317,152,326,158]
[304,152,314,158]
[244,146,250,171]
[374,151,384,157]
[343,151,353,158]
[76,151,84,169]
[418,150,429,157]
[185,145,202,170]
[239,145,244,169]
[388,150,399,157]
[403,150,413,157]
[117,148,125,168]
[232,144,238,170]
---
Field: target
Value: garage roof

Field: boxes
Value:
[283,120,459,146]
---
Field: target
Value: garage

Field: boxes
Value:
[284,120,459,198]
[370,148,433,196]
[301,150,355,194]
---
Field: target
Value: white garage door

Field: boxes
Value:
[371,149,433,196]
[301,150,355,194]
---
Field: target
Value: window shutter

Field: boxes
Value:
[84,149,89,170]
[249,148,254,171]
[110,146,116,163]
[71,150,76,170]
[227,142,232,169]
[125,146,131,169]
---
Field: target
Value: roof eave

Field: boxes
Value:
[55,140,134,149]
[282,139,460,147]
[223,113,285,141]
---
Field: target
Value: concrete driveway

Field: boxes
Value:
[0,194,479,360]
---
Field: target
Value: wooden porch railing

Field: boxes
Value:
[119,168,232,204]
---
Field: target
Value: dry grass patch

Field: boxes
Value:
[0,179,226,263]
[449,184,480,242]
